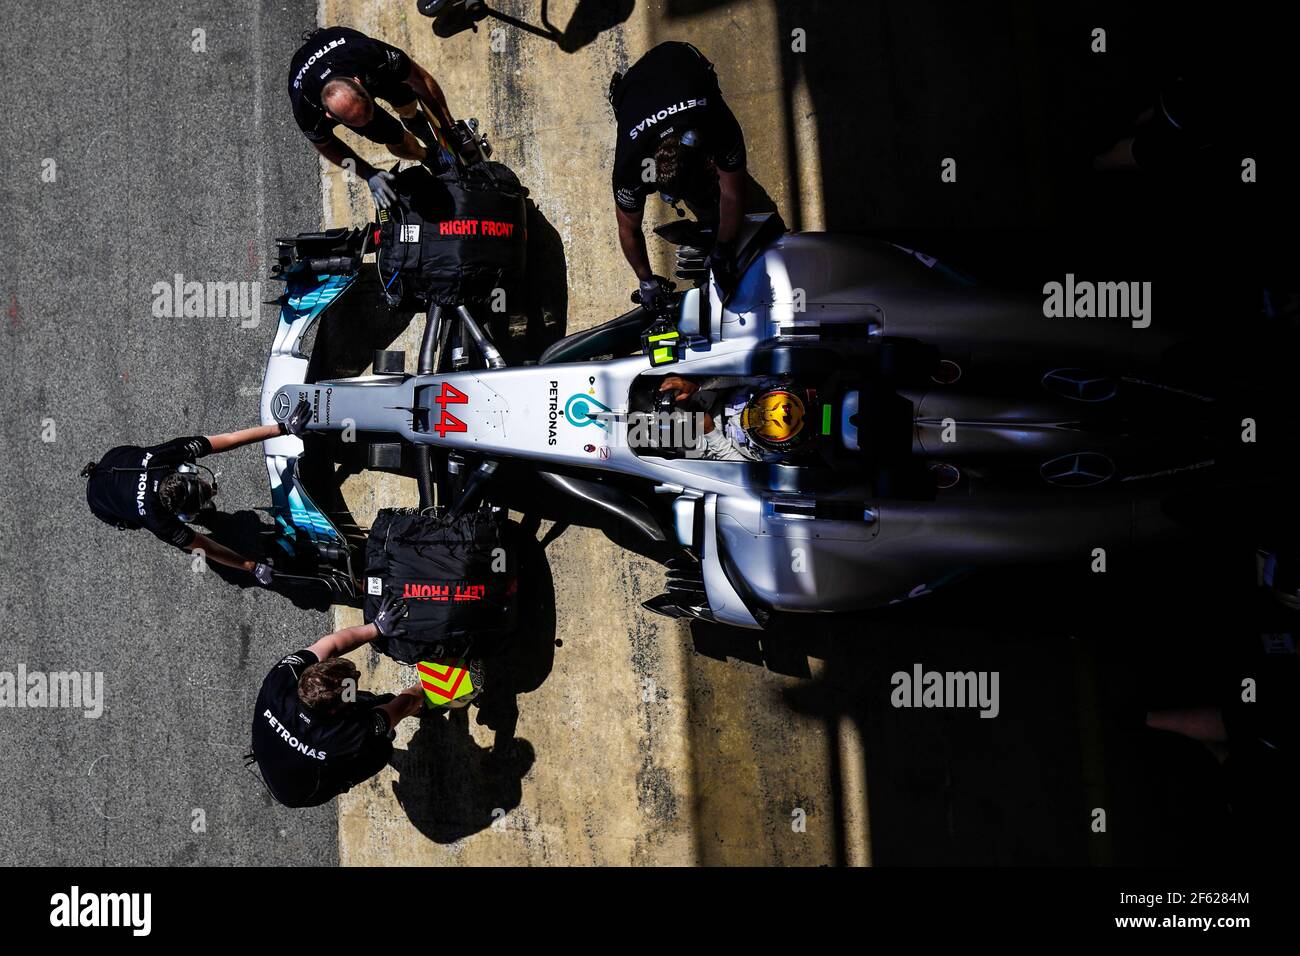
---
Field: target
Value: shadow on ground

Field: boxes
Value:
[428,0,636,52]
[690,531,1297,864]
[387,527,556,842]
[667,0,1292,237]
[390,713,538,843]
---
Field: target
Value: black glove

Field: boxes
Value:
[367,169,398,210]
[373,593,409,638]
[707,241,738,297]
[252,562,275,587]
[638,275,674,313]
[279,398,312,437]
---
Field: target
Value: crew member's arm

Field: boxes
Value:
[307,598,418,727]
[376,685,426,729]
[403,62,456,133]
[306,621,381,662]
[313,135,407,205]
[716,166,746,247]
[310,134,383,180]
[188,532,260,574]
[206,398,313,454]
[206,423,282,455]
[305,594,408,661]
[709,96,748,251]
[617,205,654,281]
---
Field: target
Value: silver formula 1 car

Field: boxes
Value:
[259,211,1294,629]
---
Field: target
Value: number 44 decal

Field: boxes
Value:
[433,382,469,438]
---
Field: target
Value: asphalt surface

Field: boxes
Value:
[0,1,337,865]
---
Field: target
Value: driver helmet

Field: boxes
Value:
[740,385,820,454]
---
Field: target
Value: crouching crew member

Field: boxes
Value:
[82,399,312,585]
[249,595,423,808]
[609,41,748,309]
[289,25,460,209]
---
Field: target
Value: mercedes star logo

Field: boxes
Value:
[272,392,291,420]
[1040,452,1116,488]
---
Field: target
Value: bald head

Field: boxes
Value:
[321,76,374,127]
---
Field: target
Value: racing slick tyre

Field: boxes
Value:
[363,506,519,663]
